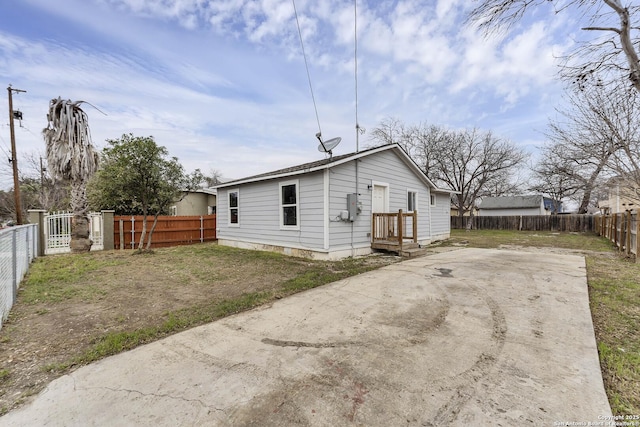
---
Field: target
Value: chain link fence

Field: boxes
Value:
[0,224,38,329]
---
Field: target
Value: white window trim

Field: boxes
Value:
[170,205,177,216]
[228,188,240,227]
[407,189,419,213]
[279,180,300,231]
[430,192,436,207]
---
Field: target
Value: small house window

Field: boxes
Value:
[228,189,239,226]
[170,206,177,216]
[280,180,299,229]
[407,191,418,212]
[430,193,436,206]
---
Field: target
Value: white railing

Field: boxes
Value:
[44,212,103,255]
[0,224,38,330]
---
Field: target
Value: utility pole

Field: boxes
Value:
[8,85,26,224]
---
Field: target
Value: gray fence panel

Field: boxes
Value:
[451,215,596,232]
[0,224,38,329]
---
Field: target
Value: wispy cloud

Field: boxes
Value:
[1,0,569,189]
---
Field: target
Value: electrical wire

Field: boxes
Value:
[0,130,13,162]
[354,0,360,152]
[292,0,322,138]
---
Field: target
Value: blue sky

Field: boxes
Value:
[0,0,577,190]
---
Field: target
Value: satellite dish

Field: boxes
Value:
[317,137,342,153]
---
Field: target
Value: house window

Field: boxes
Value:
[280,180,299,229]
[169,206,177,216]
[407,190,418,212]
[430,193,436,206]
[228,189,239,226]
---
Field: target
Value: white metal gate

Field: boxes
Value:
[44,212,104,255]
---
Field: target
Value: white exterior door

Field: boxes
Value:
[372,184,388,213]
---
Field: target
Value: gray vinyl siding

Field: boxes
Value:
[328,150,433,248]
[430,192,452,237]
[327,161,368,248]
[218,145,449,255]
[217,172,325,249]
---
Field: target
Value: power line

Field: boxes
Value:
[0,131,12,159]
[292,0,323,139]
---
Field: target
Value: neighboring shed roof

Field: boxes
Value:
[215,143,454,193]
[478,195,544,210]
[183,188,217,195]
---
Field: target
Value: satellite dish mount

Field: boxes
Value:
[316,132,341,158]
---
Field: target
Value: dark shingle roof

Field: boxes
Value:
[220,150,361,186]
[214,143,455,194]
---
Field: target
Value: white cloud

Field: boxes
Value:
[0,0,577,191]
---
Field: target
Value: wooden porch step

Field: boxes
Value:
[400,247,429,258]
[372,241,426,258]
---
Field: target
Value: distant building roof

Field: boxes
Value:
[479,195,544,210]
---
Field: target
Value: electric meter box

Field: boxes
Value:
[347,193,358,222]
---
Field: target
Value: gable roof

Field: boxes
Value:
[183,187,217,196]
[215,144,452,193]
[478,195,544,210]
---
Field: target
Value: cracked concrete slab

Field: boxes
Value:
[0,248,611,426]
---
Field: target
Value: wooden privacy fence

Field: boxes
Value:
[115,215,216,249]
[451,215,595,232]
[595,212,638,261]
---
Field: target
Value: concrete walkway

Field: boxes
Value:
[1,248,611,426]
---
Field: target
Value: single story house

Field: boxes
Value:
[170,188,217,216]
[214,143,453,259]
[478,195,561,216]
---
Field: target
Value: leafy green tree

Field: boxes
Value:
[88,134,200,250]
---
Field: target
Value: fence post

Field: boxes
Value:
[27,210,46,257]
[101,210,115,250]
[397,209,403,251]
[119,219,124,250]
[636,213,639,263]
[626,211,632,256]
[200,216,204,243]
[130,216,135,249]
[11,229,17,304]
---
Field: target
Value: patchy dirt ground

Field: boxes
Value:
[0,243,399,416]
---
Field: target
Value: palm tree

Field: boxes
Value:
[43,97,99,253]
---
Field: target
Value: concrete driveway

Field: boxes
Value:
[0,248,611,426]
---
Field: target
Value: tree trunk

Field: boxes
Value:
[69,179,92,253]
[138,215,148,250]
[603,0,640,93]
[578,161,608,214]
[146,214,160,250]
[466,210,475,231]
